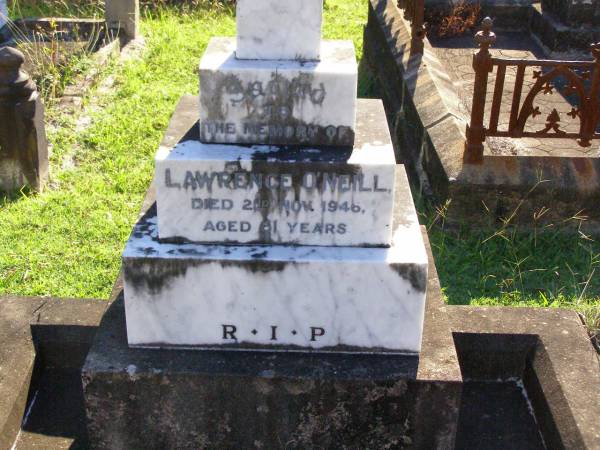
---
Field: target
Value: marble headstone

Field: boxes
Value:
[199,38,357,147]
[0,0,8,30]
[122,0,429,354]
[236,0,323,61]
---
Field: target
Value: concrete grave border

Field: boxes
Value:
[364,0,600,230]
[0,251,598,447]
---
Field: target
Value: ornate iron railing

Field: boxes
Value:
[397,0,425,54]
[464,18,600,163]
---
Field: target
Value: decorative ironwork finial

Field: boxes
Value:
[591,42,600,62]
[475,17,496,50]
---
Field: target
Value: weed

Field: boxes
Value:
[425,1,481,37]
[422,180,600,342]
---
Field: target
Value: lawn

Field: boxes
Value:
[1,1,598,339]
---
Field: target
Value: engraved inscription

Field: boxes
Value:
[200,71,355,145]
[162,166,392,242]
[221,324,326,343]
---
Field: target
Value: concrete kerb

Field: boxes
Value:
[0,296,107,449]
[448,306,600,449]
[0,285,598,447]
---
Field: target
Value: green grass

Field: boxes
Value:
[424,203,600,338]
[9,0,105,19]
[0,1,368,300]
[1,1,598,340]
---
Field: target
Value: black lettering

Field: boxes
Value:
[183,171,197,190]
[194,172,218,192]
[249,173,264,189]
[222,325,237,340]
[303,172,316,189]
[269,125,284,138]
[374,175,387,192]
[296,125,308,142]
[270,326,278,341]
[266,174,279,189]
[325,126,337,140]
[234,173,248,189]
[358,174,372,192]
[301,223,310,233]
[204,221,216,231]
[310,327,325,342]
[339,175,351,192]
[325,224,335,234]
[323,173,337,192]
[165,169,181,189]
[310,83,326,104]
[222,199,234,210]
[241,221,251,232]
[337,223,347,234]
[281,174,293,189]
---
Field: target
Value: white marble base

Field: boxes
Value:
[123,206,428,353]
[236,0,323,61]
[199,38,357,146]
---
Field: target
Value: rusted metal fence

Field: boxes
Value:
[397,0,425,54]
[465,18,600,163]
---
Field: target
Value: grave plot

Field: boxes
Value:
[364,0,600,230]
[0,1,139,193]
[0,1,139,107]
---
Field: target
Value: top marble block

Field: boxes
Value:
[236,0,323,61]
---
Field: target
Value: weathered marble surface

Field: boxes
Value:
[156,100,397,247]
[236,0,323,61]
[155,142,396,247]
[199,38,357,146]
[123,202,428,353]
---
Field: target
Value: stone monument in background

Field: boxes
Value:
[0,46,48,193]
[83,2,448,447]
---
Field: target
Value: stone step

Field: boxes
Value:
[125,109,428,355]
[123,188,428,353]
[0,297,39,450]
[156,98,396,247]
[199,37,357,147]
[236,0,323,61]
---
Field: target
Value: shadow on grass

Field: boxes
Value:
[418,197,600,341]
[0,186,37,208]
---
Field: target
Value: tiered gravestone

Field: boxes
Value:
[122,0,428,354]
[83,3,453,448]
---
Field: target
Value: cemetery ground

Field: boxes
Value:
[0,1,598,344]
